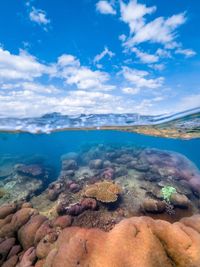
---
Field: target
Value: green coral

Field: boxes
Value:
[161,186,177,203]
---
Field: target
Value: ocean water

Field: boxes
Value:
[0,129,200,174]
[0,109,200,265]
[0,109,200,222]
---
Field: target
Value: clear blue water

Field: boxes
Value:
[0,130,200,175]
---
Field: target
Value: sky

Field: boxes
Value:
[0,0,199,117]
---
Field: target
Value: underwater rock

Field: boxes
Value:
[62,159,78,171]
[170,193,190,208]
[144,171,161,182]
[47,189,60,201]
[42,215,200,267]
[106,151,121,160]
[0,237,16,265]
[11,208,38,231]
[57,198,97,216]
[34,220,53,245]
[65,180,81,193]
[36,232,58,260]
[142,198,165,213]
[0,204,17,219]
[18,214,47,250]
[189,177,200,194]
[115,155,134,164]
[100,167,115,180]
[59,170,75,178]
[83,181,122,203]
[15,164,44,178]
[0,214,13,230]
[89,159,103,170]
[131,162,150,172]
[52,215,72,229]
[141,148,200,194]
[17,247,37,267]
[0,174,43,206]
[126,160,138,169]
[7,245,21,259]
[115,167,128,177]
[0,208,38,239]
[2,255,18,267]
[47,182,64,201]
[103,160,113,168]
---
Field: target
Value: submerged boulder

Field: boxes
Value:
[15,164,44,178]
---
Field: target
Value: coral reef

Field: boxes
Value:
[1,202,200,266]
[56,198,97,216]
[83,181,122,203]
[15,164,44,178]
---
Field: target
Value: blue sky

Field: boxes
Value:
[0,0,199,117]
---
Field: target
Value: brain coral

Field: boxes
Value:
[83,181,122,203]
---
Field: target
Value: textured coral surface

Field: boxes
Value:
[83,181,122,203]
[1,203,200,267]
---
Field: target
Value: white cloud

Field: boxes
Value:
[149,63,165,71]
[94,47,115,64]
[131,47,159,63]
[119,34,126,42]
[175,48,196,57]
[122,87,140,94]
[120,0,156,33]
[57,54,80,67]
[125,13,186,47]
[156,48,171,58]
[0,47,50,81]
[121,67,164,89]
[96,1,116,15]
[1,82,60,94]
[64,67,115,91]
[29,7,50,27]
[55,54,115,91]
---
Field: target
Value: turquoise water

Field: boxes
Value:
[0,111,200,223]
[0,130,200,170]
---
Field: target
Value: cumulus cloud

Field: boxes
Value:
[0,47,50,81]
[149,63,165,71]
[55,54,115,91]
[120,0,156,33]
[0,47,120,117]
[96,1,116,15]
[131,47,159,63]
[175,48,196,57]
[124,13,186,48]
[122,87,140,95]
[29,7,50,26]
[117,0,191,65]
[94,47,115,64]
[121,67,164,89]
